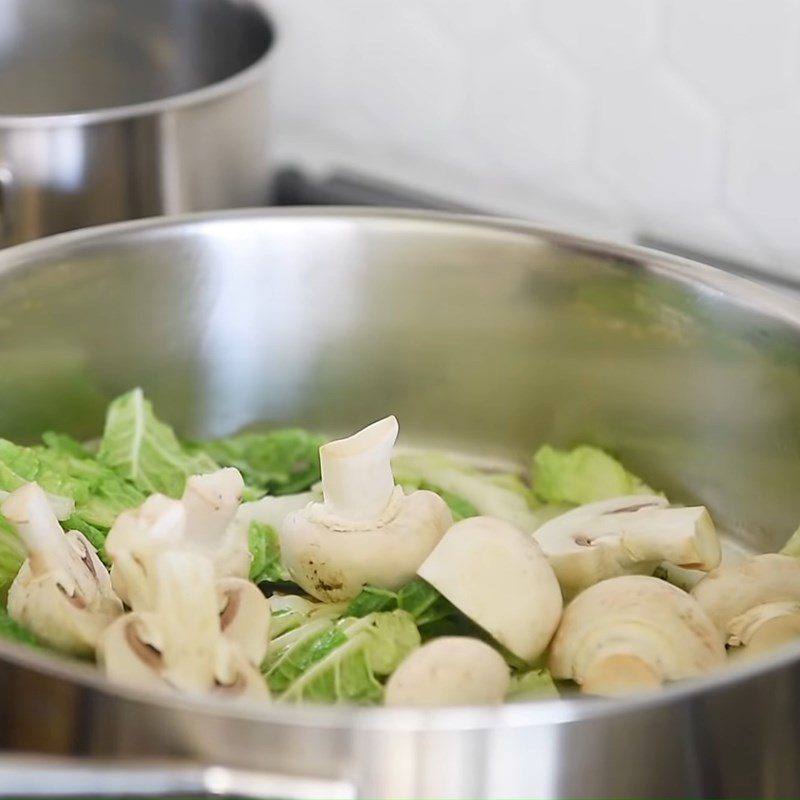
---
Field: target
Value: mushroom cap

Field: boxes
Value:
[384,637,510,706]
[533,495,720,599]
[549,575,725,695]
[280,489,452,602]
[691,553,800,641]
[418,516,563,663]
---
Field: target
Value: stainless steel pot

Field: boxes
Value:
[0,208,799,799]
[0,0,272,246]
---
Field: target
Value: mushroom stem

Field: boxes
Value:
[2,483,75,579]
[581,653,662,696]
[320,416,399,522]
[181,468,244,549]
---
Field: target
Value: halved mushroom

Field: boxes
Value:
[533,495,721,599]
[280,417,452,602]
[384,637,510,706]
[105,467,248,609]
[97,550,269,698]
[691,554,800,659]
[418,516,563,663]
[3,483,123,656]
[549,575,725,696]
[217,577,271,665]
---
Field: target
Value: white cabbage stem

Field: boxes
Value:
[320,415,399,522]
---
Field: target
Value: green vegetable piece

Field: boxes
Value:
[418,482,478,521]
[248,521,291,584]
[781,526,800,558]
[97,387,218,497]
[0,608,40,649]
[264,610,419,704]
[0,515,25,597]
[532,444,653,505]
[345,585,397,618]
[507,668,560,702]
[41,432,94,460]
[393,451,541,532]
[0,438,145,545]
[192,429,325,496]
[345,578,455,628]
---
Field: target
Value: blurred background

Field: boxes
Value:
[261,0,800,285]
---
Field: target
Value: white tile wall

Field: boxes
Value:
[262,0,800,281]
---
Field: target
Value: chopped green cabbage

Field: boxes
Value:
[346,578,456,629]
[0,516,25,596]
[263,610,420,703]
[532,444,653,505]
[507,668,560,702]
[248,521,291,584]
[0,436,145,561]
[393,451,542,532]
[191,429,324,497]
[781,526,800,558]
[0,608,40,649]
[97,388,218,497]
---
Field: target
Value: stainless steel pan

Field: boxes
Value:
[0,208,799,798]
[0,0,273,246]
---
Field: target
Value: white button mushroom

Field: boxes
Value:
[691,553,800,659]
[533,495,721,599]
[280,417,452,602]
[97,550,269,698]
[3,483,123,657]
[105,467,249,609]
[549,575,726,696]
[384,637,510,706]
[417,516,563,663]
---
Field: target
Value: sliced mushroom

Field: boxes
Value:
[280,417,452,601]
[217,577,271,665]
[105,494,186,610]
[97,550,269,698]
[418,516,563,663]
[105,468,249,609]
[533,495,721,599]
[384,637,510,706]
[549,575,725,696]
[3,483,123,656]
[691,553,800,659]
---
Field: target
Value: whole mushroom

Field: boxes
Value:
[533,495,721,599]
[105,467,248,609]
[418,516,563,663]
[691,553,800,659]
[280,416,452,602]
[549,575,725,696]
[3,483,123,656]
[97,550,269,698]
[384,637,510,707]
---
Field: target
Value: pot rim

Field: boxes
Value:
[0,2,273,129]
[1,205,799,730]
